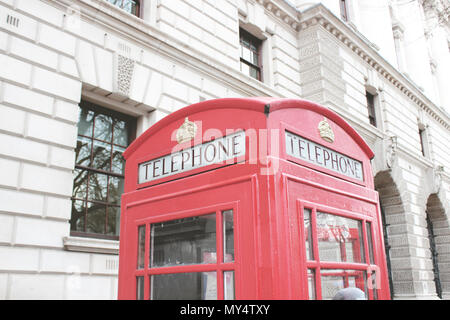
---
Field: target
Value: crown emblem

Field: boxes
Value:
[318,118,334,143]
[176,117,198,144]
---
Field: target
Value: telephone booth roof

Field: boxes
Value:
[123,97,374,160]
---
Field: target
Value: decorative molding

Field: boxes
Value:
[433,165,444,193]
[63,236,119,255]
[114,53,135,97]
[298,4,450,131]
[386,136,398,169]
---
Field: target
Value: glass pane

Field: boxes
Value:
[249,67,258,79]
[111,146,126,174]
[307,269,316,300]
[88,173,108,202]
[224,271,235,300]
[366,222,375,264]
[107,206,120,236]
[304,208,313,261]
[72,169,88,200]
[151,214,217,267]
[108,176,124,205]
[241,46,251,62]
[75,137,91,167]
[92,140,111,171]
[113,119,129,146]
[240,61,250,75]
[94,114,113,142]
[316,212,365,263]
[151,272,217,300]
[252,51,259,65]
[136,276,144,300]
[320,269,367,300]
[137,225,146,269]
[223,210,234,263]
[78,108,94,136]
[86,202,106,234]
[70,200,85,232]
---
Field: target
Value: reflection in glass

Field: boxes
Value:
[108,176,124,205]
[307,269,316,300]
[107,206,120,236]
[94,114,113,142]
[316,212,365,263]
[111,146,126,174]
[304,209,313,261]
[113,119,128,146]
[78,108,94,136]
[75,137,91,167]
[320,269,367,300]
[223,210,234,262]
[72,169,87,200]
[88,173,108,202]
[136,276,144,300]
[151,214,216,267]
[151,272,217,300]
[224,271,235,300]
[70,200,85,232]
[92,140,111,171]
[86,202,106,234]
[137,225,145,269]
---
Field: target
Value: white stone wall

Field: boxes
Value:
[0,0,448,300]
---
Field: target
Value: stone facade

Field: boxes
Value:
[0,0,449,299]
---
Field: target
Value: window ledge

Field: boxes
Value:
[63,236,119,255]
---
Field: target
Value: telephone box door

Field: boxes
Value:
[118,171,259,300]
[286,175,389,300]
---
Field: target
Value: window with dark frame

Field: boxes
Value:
[366,91,377,127]
[340,0,349,21]
[419,126,427,157]
[71,100,136,240]
[106,0,141,16]
[239,28,262,81]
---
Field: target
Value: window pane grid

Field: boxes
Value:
[239,28,262,80]
[106,0,140,16]
[303,205,377,300]
[71,101,133,239]
[137,209,236,300]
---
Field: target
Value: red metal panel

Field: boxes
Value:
[119,98,390,300]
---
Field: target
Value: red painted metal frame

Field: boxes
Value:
[132,202,238,300]
[119,98,390,300]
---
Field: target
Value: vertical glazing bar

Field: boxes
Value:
[310,208,322,299]
[137,225,145,269]
[217,211,224,299]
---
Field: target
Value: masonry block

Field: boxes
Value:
[21,163,74,196]
[14,216,69,247]
[0,188,44,216]
[27,113,77,148]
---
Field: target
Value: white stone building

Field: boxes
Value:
[0,0,449,300]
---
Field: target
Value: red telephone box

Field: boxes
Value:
[118,98,390,300]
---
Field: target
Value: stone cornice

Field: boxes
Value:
[50,0,281,99]
[298,4,450,130]
[50,0,449,130]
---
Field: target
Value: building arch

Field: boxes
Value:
[425,193,450,299]
[374,169,406,299]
